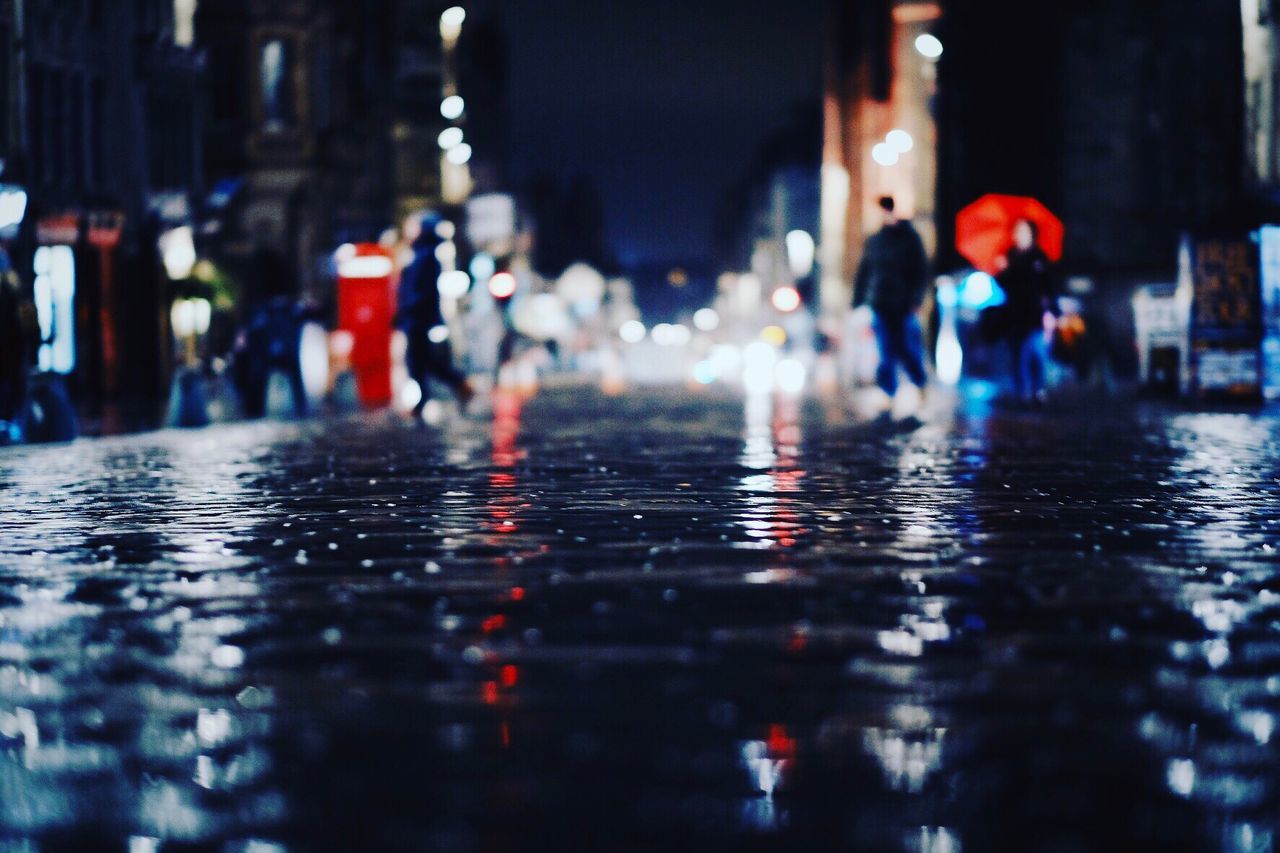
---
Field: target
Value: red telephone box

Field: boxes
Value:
[336,243,396,407]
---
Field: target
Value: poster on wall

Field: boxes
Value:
[1189,233,1263,401]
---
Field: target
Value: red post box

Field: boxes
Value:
[336,243,396,407]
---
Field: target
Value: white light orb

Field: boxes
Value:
[488,272,517,299]
[619,319,646,343]
[693,307,720,332]
[440,95,465,120]
[886,129,914,153]
[742,341,778,393]
[915,33,943,60]
[872,142,899,167]
[399,379,423,411]
[785,230,815,278]
[446,143,473,165]
[438,127,464,150]
[437,270,471,299]
[469,252,496,283]
[771,287,801,313]
[775,358,807,394]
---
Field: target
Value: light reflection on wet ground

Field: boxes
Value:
[1,387,1279,850]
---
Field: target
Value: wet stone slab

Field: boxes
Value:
[1,387,1280,851]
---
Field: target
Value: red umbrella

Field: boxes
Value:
[955,194,1064,275]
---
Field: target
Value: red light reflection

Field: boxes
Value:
[767,724,797,759]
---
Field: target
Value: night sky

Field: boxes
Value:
[487,0,824,267]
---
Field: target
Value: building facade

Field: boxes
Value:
[1,0,206,412]
[199,0,402,300]
[198,0,508,303]
[936,0,1244,277]
[820,0,941,313]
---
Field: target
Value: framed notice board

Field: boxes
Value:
[1190,233,1263,401]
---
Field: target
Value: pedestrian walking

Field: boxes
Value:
[853,197,929,410]
[995,218,1058,405]
[233,249,311,419]
[397,216,474,417]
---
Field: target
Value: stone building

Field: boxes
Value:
[936,0,1244,277]
[198,0,401,300]
[197,0,508,302]
[0,0,206,410]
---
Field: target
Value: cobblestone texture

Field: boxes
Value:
[1,387,1280,851]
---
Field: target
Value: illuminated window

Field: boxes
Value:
[260,38,295,132]
[33,246,76,374]
[173,0,197,47]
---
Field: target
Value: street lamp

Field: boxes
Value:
[438,127,464,150]
[446,142,473,165]
[915,33,943,60]
[785,230,815,279]
[441,95,465,120]
[440,6,466,43]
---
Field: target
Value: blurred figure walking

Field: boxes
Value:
[233,249,311,419]
[853,197,929,409]
[995,219,1058,405]
[397,215,473,417]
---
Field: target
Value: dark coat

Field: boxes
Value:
[852,220,929,316]
[997,246,1057,335]
[396,236,445,331]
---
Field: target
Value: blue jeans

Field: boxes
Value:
[1010,330,1047,401]
[873,312,927,396]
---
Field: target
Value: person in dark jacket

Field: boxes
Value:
[233,248,312,419]
[397,216,473,417]
[995,218,1058,404]
[853,196,929,404]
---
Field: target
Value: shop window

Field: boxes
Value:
[33,246,76,375]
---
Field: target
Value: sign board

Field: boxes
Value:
[1133,283,1187,394]
[466,193,516,249]
[36,213,81,245]
[1189,233,1263,400]
[87,211,126,249]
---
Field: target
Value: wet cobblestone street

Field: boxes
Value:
[3,386,1280,851]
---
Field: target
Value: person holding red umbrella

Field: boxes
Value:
[995,218,1059,406]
